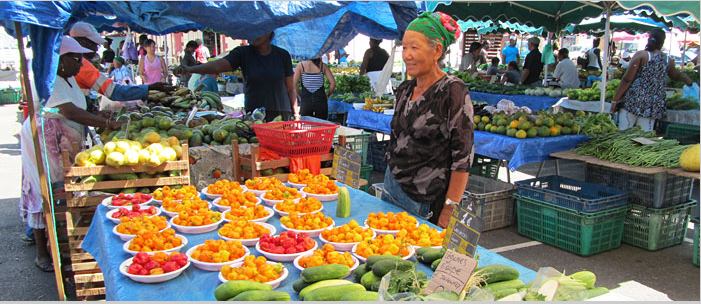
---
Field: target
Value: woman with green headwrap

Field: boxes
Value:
[109,56,134,85]
[381,12,475,228]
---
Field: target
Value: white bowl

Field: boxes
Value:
[363,220,419,236]
[272,203,323,217]
[122,234,188,255]
[318,228,376,251]
[261,195,304,207]
[243,188,268,197]
[287,181,307,190]
[255,240,318,262]
[212,196,262,212]
[201,186,240,200]
[292,252,359,278]
[280,219,335,238]
[185,244,249,271]
[112,223,171,242]
[300,189,338,202]
[217,261,288,289]
[119,256,190,283]
[169,214,224,234]
[222,206,274,224]
[352,103,365,110]
[106,206,162,225]
[218,223,277,247]
[160,202,213,218]
[101,196,153,210]
[411,245,444,251]
[351,243,415,263]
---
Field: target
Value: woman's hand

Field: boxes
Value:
[109,120,125,130]
[437,205,454,228]
[609,101,618,114]
[173,65,189,77]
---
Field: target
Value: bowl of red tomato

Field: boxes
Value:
[106,205,161,224]
[120,252,189,283]
[102,193,153,210]
[255,231,317,262]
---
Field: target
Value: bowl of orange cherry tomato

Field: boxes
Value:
[201,180,245,200]
[160,197,212,218]
[300,175,340,202]
[218,255,288,288]
[151,185,200,204]
[286,169,316,189]
[319,219,376,251]
[186,239,250,271]
[279,212,335,238]
[364,211,419,236]
[244,177,285,197]
[293,243,359,277]
[169,208,223,234]
[218,220,276,247]
[396,224,446,250]
[261,186,305,207]
[351,233,415,263]
[112,215,170,242]
[123,228,188,255]
[223,205,274,224]
[212,190,261,212]
[273,197,324,217]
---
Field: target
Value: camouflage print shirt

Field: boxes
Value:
[386,74,475,206]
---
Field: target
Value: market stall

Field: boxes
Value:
[470,91,562,111]
[81,185,537,301]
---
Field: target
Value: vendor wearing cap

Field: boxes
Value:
[69,22,171,102]
[382,12,474,228]
[20,36,126,272]
[521,37,544,85]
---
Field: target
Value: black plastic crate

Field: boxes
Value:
[368,139,389,172]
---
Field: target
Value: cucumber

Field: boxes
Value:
[360,271,381,291]
[340,291,378,301]
[430,258,442,270]
[569,271,596,289]
[353,263,371,282]
[493,288,519,300]
[586,287,609,299]
[366,254,401,267]
[230,290,290,301]
[292,279,313,293]
[303,283,365,301]
[416,247,446,265]
[371,259,414,277]
[485,279,525,292]
[214,280,272,301]
[301,264,350,283]
[474,265,520,284]
[299,279,352,300]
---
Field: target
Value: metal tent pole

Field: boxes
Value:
[600,6,611,113]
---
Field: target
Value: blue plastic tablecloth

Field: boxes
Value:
[82,187,537,301]
[327,98,354,114]
[470,91,560,111]
[346,109,393,134]
[474,131,589,171]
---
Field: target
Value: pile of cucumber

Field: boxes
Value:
[292,263,376,301]
[213,281,289,301]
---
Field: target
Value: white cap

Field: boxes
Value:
[69,21,106,44]
[59,36,94,55]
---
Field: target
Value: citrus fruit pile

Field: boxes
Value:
[217,190,258,208]
[264,186,303,201]
[190,239,247,263]
[207,179,244,195]
[172,208,222,226]
[297,244,355,268]
[153,185,199,201]
[274,197,322,214]
[224,205,270,222]
[127,228,183,252]
[219,220,271,240]
[220,255,284,283]
[280,212,333,231]
[127,252,188,276]
[396,224,446,247]
[365,211,418,231]
[354,234,411,258]
[320,220,373,243]
[244,177,283,191]
[116,215,169,235]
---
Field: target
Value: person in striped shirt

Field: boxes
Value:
[293,57,336,119]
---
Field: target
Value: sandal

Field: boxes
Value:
[35,257,54,273]
[21,235,35,245]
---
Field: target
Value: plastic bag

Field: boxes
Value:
[377,271,427,301]
[122,31,139,62]
[523,267,588,301]
[463,287,496,301]
[683,82,700,102]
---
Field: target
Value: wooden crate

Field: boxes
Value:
[57,144,192,300]
[234,144,334,183]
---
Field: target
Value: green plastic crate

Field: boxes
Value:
[623,201,696,251]
[515,194,628,256]
[692,217,699,267]
[334,127,372,165]
[359,165,372,192]
[0,89,20,104]
[665,123,700,145]
[469,154,500,179]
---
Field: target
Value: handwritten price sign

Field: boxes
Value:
[423,250,478,294]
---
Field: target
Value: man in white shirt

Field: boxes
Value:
[553,48,580,89]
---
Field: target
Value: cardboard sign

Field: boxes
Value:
[423,250,478,294]
[442,198,484,257]
[331,143,362,189]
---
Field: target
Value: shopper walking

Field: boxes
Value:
[293,58,336,119]
[138,39,168,85]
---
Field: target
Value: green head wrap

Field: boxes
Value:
[114,56,125,64]
[407,11,461,50]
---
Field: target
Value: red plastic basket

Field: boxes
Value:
[251,121,340,157]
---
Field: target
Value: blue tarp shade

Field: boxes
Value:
[71,1,204,35]
[563,14,668,35]
[458,19,544,36]
[273,1,417,59]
